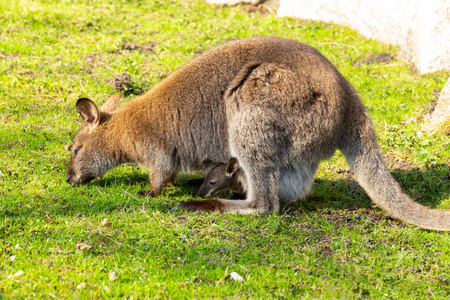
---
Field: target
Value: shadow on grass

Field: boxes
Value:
[2,164,448,222]
[92,174,149,187]
[286,163,450,215]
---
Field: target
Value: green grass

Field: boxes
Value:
[1,0,450,298]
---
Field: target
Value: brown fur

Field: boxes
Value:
[67,37,450,231]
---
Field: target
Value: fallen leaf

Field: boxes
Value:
[53,246,63,253]
[9,255,16,262]
[45,218,58,224]
[101,218,112,227]
[109,271,118,281]
[6,242,12,248]
[77,282,87,289]
[75,243,93,251]
[294,265,311,274]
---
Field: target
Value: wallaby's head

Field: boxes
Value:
[198,158,240,198]
[66,95,120,185]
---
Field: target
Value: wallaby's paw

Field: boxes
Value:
[171,200,224,213]
[137,188,159,197]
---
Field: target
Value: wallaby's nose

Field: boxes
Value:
[66,173,72,184]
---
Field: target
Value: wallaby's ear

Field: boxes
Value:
[76,97,100,129]
[100,94,120,114]
[226,157,239,176]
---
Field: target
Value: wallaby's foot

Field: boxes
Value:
[171,200,224,213]
[182,178,205,188]
[137,188,160,197]
[172,199,260,214]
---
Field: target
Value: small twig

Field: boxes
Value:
[48,293,63,300]
[98,61,114,71]
[121,188,141,201]
[164,256,170,268]
[95,229,143,254]
[41,95,59,100]
[318,42,359,53]
[42,238,50,251]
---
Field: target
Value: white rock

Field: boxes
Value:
[77,282,87,289]
[229,271,245,282]
[423,77,450,133]
[206,0,260,5]
[109,271,118,281]
[277,0,450,73]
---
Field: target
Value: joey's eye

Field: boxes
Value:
[209,181,217,186]
[74,146,82,155]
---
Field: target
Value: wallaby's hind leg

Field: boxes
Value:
[173,165,281,213]
[172,144,284,213]
[174,63,295,213]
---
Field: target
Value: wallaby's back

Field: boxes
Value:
[114,37,341,170]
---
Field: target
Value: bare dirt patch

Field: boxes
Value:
[109,73,132,91]
[384,155,419,171]
[0,53,20,60]
[121,40,156,52]
[353,53,394,66]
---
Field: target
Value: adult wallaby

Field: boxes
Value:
[66,37,450,231]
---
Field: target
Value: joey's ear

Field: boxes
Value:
[202,159,216,169]
[226,157,239,176]
[100,94,120,114]
[76,97,100,129]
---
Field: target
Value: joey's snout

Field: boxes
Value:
[197,188,210,199]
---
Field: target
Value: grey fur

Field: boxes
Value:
[198,158,317,202]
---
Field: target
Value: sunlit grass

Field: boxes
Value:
[0,0,449,298]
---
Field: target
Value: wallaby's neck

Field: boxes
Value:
[99,113,138,165]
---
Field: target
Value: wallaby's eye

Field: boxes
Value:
[74,146,82,155]
[209,181,217,186]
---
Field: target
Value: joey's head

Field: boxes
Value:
[66,95,120,185]
[198,158,240,198]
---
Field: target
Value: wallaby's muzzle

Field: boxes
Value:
[66,169,95,185]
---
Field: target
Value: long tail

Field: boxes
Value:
[340,104,450,231]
